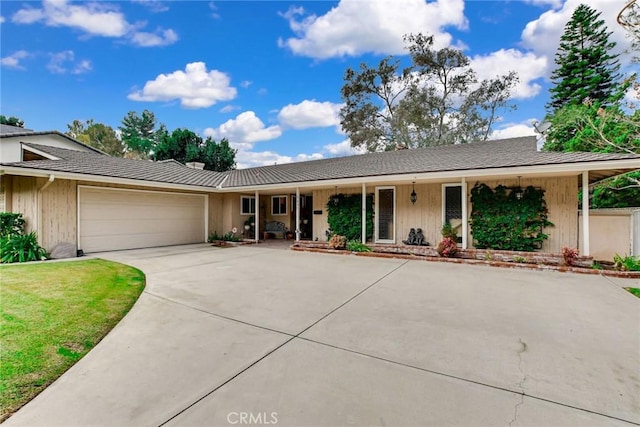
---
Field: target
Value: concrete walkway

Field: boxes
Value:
[6,244,640,426]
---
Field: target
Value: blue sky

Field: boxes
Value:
[0,0,635,168]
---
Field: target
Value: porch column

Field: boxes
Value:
[362,183,367,243]
[461,177,468,250]
[582,171,590,256]
[254,190,259,242]
[295,187,301,242]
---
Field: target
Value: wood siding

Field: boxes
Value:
[10,176,38,234]
[312,176,578,252]
[0,175,12,212]
[40,178,77,250]
[470,176,578,252]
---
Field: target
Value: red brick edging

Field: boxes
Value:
[289,245,640,279]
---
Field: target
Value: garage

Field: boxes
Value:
[78,186,207,253]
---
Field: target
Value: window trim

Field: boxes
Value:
[271,195,288,216]
[240,195,256,215]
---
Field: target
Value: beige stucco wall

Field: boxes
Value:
[579,209,634,261]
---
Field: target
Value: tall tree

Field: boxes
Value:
[547,4,620,113]
[201,137,237,171]
[0,115,25,128]
[153,129,237,172]
[340,33,518,152]
[65,119,125,157]
[119,110,162,158]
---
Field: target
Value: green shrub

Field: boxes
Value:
[346,241,372,252]
[208,230,240,242]
[470,183,553,251]
[441,222,457,239]
[0,213,25,237]
[326,193,373,242]
[613,254,640,272]
[1,232,48,263]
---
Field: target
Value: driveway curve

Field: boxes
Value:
[6,244,640,426]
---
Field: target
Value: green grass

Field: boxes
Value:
[625,288,640,298]
[0,259,145,421]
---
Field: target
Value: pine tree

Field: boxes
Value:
[547,4,620,113]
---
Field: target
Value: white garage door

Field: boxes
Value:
[79,186,207,253]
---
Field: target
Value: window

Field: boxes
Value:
[271,196,287,215]
[241,196,255,215]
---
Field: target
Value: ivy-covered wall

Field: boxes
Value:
[326,193,373,242]
[470,183,553,251]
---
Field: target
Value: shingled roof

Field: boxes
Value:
[2,137,639,189]
[6,143,227,188]
[223,137,640,187]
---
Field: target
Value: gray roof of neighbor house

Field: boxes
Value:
[1,136,639,189]
[0,124,34,134]
[0,128,105,154]
[6,143,227,188]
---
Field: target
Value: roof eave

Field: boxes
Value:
[0,166,223,193]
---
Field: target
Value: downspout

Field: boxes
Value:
[37,175,55,248]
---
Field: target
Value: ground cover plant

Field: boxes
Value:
[0,259,145,421]
[626,288,640,298]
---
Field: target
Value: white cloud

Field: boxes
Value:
[128,62,237,108]
[523,0,563,7]
[240,80,252,88]
[11,0,177,47]
[278,0,467,59]
[236,150,324,169]
[521,0,632,74]
[132,0,169,13]
[278,100,344,129]
[220,105,241,113]
[46,50,92,74]
[322,139,365,157]
[131,28,178,47]
[204,111,281,144]
[1,50,31,69]
[471,49,548,99]
[489,120,537,140]
[0,16,5,24]
[13,0,131,37]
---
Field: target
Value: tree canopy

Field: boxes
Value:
[153,128,237,172]
[0,116,25,128]
[118,110,161,159]
[65,119,125,157]
[340,33,518,152]
[547,4,620,113]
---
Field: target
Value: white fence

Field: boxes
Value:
[579,208,639,261]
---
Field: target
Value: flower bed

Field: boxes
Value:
[290,241,640,278]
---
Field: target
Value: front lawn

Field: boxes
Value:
[0,259,145,421]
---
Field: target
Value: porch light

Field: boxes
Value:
[410,182,417,205]
[515,176,524,200]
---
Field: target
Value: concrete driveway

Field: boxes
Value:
[6,244,640,426]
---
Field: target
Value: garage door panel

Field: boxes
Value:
[79,187,206,252]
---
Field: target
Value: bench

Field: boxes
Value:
[264,221,286,239]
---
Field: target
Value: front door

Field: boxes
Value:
[375,187,395,243]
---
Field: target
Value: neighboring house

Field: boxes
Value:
[1,125,639,258]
